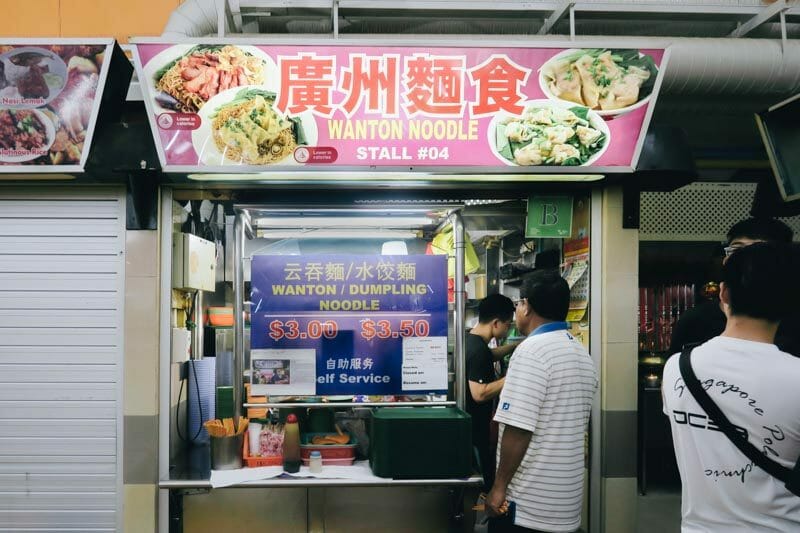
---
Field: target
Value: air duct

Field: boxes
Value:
[161,1,800,98]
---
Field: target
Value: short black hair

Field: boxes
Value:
[722,242,798,321]
[520,269,570,322]
[478,293,515,324]
[727,218,793,245]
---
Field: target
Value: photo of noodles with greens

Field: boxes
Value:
[541,49,658,112]
[494,104,607,166]
[154,45,266,112]
[210,88,307,165]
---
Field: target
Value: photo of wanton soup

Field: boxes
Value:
[541,49,658,115]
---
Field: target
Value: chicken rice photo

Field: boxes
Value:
[541,49,658,113]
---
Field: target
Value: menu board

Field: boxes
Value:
[133,41,668,174]
[0,40,114,172]
[249,254,448,396]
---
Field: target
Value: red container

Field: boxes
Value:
[300,432,358,462]
[242,432,283,467]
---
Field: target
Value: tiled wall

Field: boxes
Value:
[0,0,178,42]
[124,230,160,531]
[600,185,639,533]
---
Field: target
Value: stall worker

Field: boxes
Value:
[466,293,517,491]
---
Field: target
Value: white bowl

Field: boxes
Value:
[0,46,68,108]
[539,49,655,118]
[191,85,318,167]
[0,109,56,163]
[487,99,610,167]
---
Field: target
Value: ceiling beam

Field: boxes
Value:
[729,0,790,38]
[538,1,575,35]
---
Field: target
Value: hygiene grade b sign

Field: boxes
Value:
[133,40,667,173]
[249,254,448,396]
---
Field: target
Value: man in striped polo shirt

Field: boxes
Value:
[487,270,598,532]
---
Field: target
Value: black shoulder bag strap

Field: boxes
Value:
[678,345,800,496]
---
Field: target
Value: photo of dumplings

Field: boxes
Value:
[489,100,609,167]
[540,49,658,115]
[208,88,307,165]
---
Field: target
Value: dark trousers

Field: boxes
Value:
[488,517,576,533]
[487,519,550,533]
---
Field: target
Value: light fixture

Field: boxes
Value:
[189,172,605,182]
[255,216,435,228]
[381,241,409,255]
[256,228,419,239]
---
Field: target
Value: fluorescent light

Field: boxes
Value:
[255,216,435,228]
[188,172,605,182]
[256,228,419,239]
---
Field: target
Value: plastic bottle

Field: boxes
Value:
[282,413,301,473]
[309,450,323,473]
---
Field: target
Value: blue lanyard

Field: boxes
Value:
[528,321,570,337]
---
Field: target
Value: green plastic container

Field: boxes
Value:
[369,407,472,479]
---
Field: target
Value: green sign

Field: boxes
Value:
[526,196,573,238]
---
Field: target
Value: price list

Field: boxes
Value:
[250,254,449,395]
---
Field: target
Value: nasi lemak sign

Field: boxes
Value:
[0,39,115,172]
[249,254,448,396]
[133,41,667,173]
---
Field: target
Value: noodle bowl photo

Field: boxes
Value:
[192,87,312,166]
[152,45,268,112]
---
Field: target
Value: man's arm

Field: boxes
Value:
[468,377,505,403]
[486,424,532,516]
[491,341,519,361]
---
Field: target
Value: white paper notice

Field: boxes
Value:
[402,336,448,391]
[251,348,316,396]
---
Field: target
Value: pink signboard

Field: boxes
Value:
[0,39,115,172]
[133,41,668,173]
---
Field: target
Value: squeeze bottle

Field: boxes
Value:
[283,413,301,473]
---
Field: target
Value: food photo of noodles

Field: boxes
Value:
[151,45,269,112]
[192,87,314,166]
[488,100,609,167]
[540,49,658,116]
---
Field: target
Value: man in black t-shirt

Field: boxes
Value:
[670,218,800,357]
[466,293,517,491]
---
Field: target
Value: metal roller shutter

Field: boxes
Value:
[0,187,124,532]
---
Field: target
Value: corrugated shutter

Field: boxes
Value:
[0,187,124,532]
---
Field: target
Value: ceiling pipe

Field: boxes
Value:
[162,1,800,97]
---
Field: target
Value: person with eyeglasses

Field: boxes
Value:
[486,270,598,532]
[662,242,800,532]
[669,217,799,358]
[466,293,518,493]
